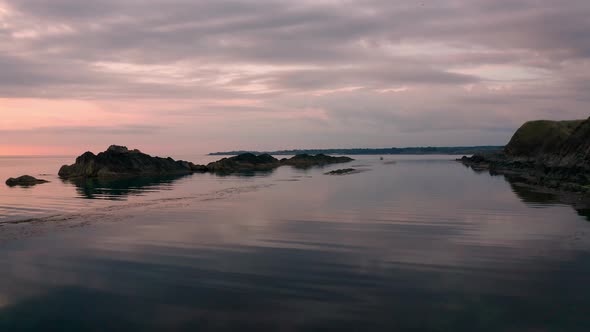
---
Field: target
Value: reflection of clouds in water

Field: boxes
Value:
[2,229,590,331]
[1,157,590,330]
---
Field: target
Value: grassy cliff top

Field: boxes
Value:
[505,119,584,157]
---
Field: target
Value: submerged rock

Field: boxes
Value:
[59,145,207,179]
[6,175,49,187]
[325,168,358,175]
[280,154,354,168]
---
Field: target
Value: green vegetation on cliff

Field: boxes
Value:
[461,117,590,192]
[505,120,583,157]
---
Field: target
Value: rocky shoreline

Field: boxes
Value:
[460,154,590,193]
[459,118,590,193]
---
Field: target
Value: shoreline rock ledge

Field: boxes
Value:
[58,145,207,179]
[459,117,590,192]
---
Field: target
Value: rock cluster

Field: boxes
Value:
[280,154,354,168]
[58,145,355,178]
[206,153,354,173]
[58,145,206,179]
[205,153,280,173]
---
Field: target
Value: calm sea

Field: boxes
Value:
[0,155,589,331]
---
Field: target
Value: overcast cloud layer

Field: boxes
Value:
[0,0,589,155]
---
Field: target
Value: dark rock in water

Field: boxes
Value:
[190,164,209,173]
[459,117,590,193]
[59,145,207,179]
[205,153,354,173]
[280,154,354,168]
[6,175,49,187]
[59,148,355,177]
[325,168,358,175]
[460,154,485,163]
[206,153,280,173]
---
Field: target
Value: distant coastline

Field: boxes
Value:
[209,146,503,156]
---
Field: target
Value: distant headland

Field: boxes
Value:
[209,146,503,156]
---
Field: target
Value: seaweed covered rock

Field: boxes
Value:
[6,175,49,187]
[58,145,207,179]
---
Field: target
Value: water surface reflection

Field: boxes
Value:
[0,156,590,331]
[65,174,191,200]
[463,162,590,222]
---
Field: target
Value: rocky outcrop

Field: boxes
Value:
[460,117,590,192]
[205,153,354,173]
[504,120,582,157]
[59,145,207,179]
[6,175,49,187]
[280,154,354,168]
[59,146,354,178]
[206,153,280,173]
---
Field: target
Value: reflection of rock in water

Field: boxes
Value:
[208,169,276,178]
[65,171,276,200]
[575,209,590,221]
[507,181,559,205]
[504,174,590,222]
[463,162,590,221]
[64,174,190,200]
[459,162,488,174]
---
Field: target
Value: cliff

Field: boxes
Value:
[504,120,583,158]
[460,117,590,192]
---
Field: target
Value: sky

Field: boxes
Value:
[0,0,589,156]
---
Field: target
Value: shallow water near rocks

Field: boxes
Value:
[1,155,590,331]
